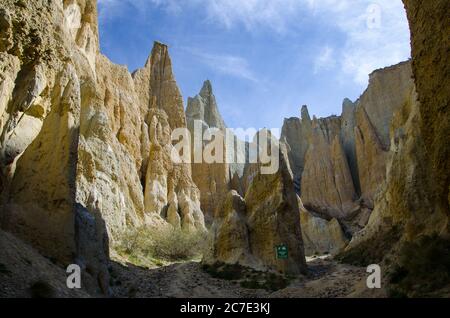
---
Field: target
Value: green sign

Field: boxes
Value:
[276,245,288,260]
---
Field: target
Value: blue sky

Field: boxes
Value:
[97,0,411,131]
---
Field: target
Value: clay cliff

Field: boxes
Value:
[186,81,246,223]
[284,62,415,218]
[280,61,418,256]
[339,0,450,297]
[186,81,230,222]
[0,0,205,294]
[280,105,312,193]
[0,0,448,298]
[204,133,307,275]
[0,0,107,294]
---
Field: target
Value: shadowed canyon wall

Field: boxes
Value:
[0,0,206,293]
[338,0,450,296]
[280,62,417,257]
[0,0,306,283]
[344,0,449,251]
[0,0,448,296]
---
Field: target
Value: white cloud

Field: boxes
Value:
[183,48,258,82]
[304,0,411,85]
[198,0,303,33]
[97,0,304,32]
[314,46,336,74]
[97,0,411,86]
[97,0,181,24]
[201,0,410,85]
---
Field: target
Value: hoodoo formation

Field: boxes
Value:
[0,0,448,299]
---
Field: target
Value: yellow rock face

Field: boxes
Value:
[0,0,206,294]
[206,147,307,276]
[343,2,450,290]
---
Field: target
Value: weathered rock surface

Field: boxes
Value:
[76,54,145,240]
[354,63,416,208]
[187,80,226,131]
[403,1,450,219]
[354,105,388,208]
[339,0,450,297]
[297,195,349,256]
[143,107,205,232]
[0,229,91,298]
[0,0,206,295]
[279,62,418,257]
[245,163,307,274]
[2,0,449,299]
[282,62,416,234]
[0,0,110,294]
[346,0,450,244]
[186,81,230,221]
[206,138,307,275]
[186,80,246,222]
[301,116,358,219]
[358,62,415,150]
[138,44,206,232]
[280,105,312,193]
[300,209,348,257]
[340,98,360,194]
[204,190,254,267]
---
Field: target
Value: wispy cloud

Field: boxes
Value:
[305,0,411,85]
[98,0,303,33]
[198,0,304,33]
[314,46,336,74]
[182,48,259,83]
[97,0,182,24]
[97,0,411,86]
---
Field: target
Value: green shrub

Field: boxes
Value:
[115,226,209,265]
[202,262,292,292]
[202,263,251,280]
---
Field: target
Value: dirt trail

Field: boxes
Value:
[110,256,386,298]
[110,261,268,298]
[0,228,385,298]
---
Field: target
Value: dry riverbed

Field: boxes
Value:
[110,255,386,298]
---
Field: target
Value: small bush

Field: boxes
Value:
[336,226,401,266]
[202,262,292,292]
[29,281,56,298]
[202,263,251,280]
[388,235,450,297]
[115,226,209,264]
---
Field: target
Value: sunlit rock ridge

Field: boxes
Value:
[0,0,448,298]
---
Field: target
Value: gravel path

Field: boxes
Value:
[110,256,386,298]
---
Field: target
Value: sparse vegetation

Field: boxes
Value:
[387,235,450,298]
[115,226,209,267]
[240,273,291,292]
[336,226,402,266]
[202,263,251,280]
[29,281,56,298]
[202,262,292,292]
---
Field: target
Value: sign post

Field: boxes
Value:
[276,244,288,260]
